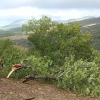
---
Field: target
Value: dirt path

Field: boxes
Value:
[0,78,100,100]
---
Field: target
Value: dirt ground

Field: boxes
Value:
[0,78,100,100]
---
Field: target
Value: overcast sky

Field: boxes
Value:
[0,0,100,26]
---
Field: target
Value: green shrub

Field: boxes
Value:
[0,39,27,78]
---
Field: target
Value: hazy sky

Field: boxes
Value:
[0,0,100,26]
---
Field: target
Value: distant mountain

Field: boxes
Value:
[66,16,95,22]
[11,19,28,24]
[54,20,67,23]
[0,16,99,33]
[0,16,96,30]
[54,16,95,23]
[77,17,100,26]
[3,19,28,29]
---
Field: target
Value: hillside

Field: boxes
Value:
[2,34,29,50]
[3,19,28,29]
[79,17,100,50]
[78,17,100,26]
[0,19,28,38]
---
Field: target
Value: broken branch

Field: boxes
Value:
[22,74,57,83]
[6,59,32,79]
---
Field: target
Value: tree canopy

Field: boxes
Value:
[22,16,94,64]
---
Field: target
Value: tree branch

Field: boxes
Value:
[78,66,91,68]
[22,74,57,83]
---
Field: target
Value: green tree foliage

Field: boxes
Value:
[23,54,100,97]
[56,55,100,97]
[22,24,28,34]
[22,16,94,66]
[0,39,27,78]
[26,56,53,76]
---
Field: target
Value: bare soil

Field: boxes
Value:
[0,78,100,100]
[2,34,28,40]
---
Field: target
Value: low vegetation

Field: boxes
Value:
[1,16,100,97]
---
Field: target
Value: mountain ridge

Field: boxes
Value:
[1,16,96,30]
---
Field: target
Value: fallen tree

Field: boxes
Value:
[21,65,96,83]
